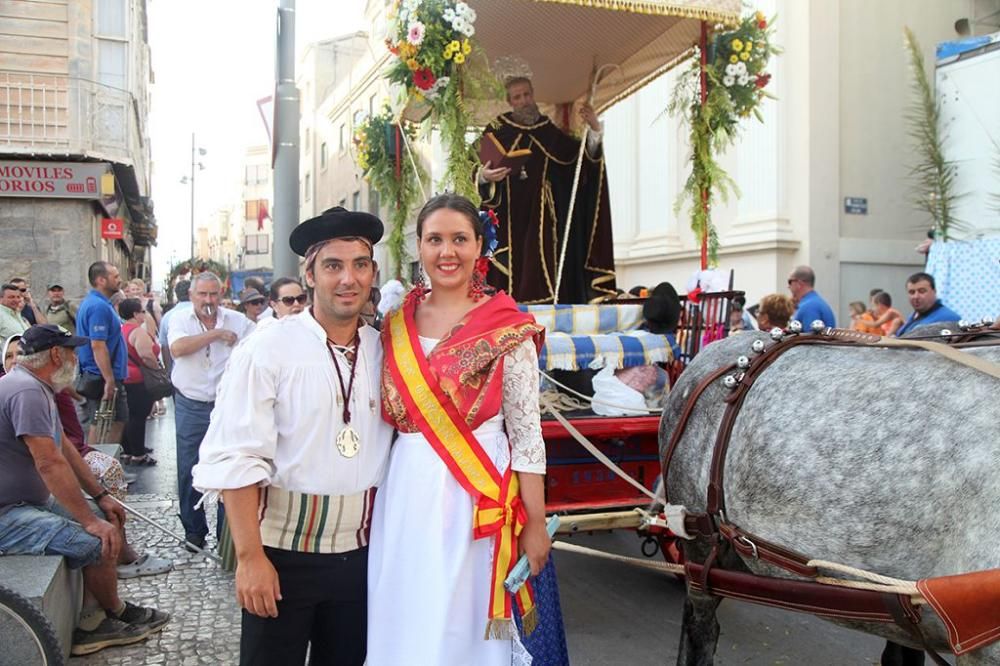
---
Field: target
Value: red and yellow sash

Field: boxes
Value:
[383,293,543,638]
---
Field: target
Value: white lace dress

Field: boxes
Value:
[367,338,545,666]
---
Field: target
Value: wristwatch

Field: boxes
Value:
[91,489,110,502]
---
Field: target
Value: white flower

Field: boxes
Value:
[737,74,750,86]
[735,61,747,75]
[443,7,456,23]
[725,63,737,76]
[402,0,420,11]
[455,2,476,22]
[723,75,735,87]
[407,21,425,45]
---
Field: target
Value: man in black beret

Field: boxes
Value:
[193,207,393,665]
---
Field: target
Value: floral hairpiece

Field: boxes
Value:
[474,209,500,280]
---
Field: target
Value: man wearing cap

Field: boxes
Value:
[169,271,255,552]
[0,325,170,655]
[238,287,269,324]
[45,284,79,335]
[193,207,393,665]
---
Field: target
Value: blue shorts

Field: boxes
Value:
[0,498,103,569]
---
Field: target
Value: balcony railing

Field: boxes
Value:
[0,72,148,191]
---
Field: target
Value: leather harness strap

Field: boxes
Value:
[664,327,1000,650]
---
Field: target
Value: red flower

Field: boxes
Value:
[755,73,771,89]
[413,67,436,90]
[758,19,767,29]
[475,256,490,277]
[386,39,399,56]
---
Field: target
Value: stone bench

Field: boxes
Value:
[0,555,82,661]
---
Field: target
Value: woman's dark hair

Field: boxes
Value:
[415,193,484,246]
[118,297,144,321]
[268,277,302,301]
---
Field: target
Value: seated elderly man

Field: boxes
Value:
[0,325,170,656]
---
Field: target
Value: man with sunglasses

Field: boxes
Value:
[238,288,270,324]
[0,283,31,339]
[9,278,47,325]
[787,265,836,330]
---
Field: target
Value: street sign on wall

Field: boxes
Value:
[0,161,113,199]
[101,218,125,240]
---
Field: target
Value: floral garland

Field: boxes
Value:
[385,0,493,201]
[669,11,778,266]
[353,107,426,279]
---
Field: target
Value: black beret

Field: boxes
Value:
[289,207,384,257]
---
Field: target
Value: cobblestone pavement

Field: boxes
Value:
[77,405,883,665]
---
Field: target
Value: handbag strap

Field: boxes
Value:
[124,325,160,371]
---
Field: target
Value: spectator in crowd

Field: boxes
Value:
[158,279,191,376]
[76,262,129,445]
[8,277,47,325]
[3,331,172,579]
[244,276,274,320]
[268,277,308,319]
[125,279,162,340]
[45,284,79,335]
[867,291,905,336]
[731,295,757,332]
[0,283,31,339]
[849,301,881,334]
[895,272,961,336]
[237,288,268,323]
[0,325,169,655]
[787,265,836,328]
[169,272,254,551]
[628,285,648,298]
[756,293,795,331]
[119,299,161,465]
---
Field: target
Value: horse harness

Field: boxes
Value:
[662,327,1000,663]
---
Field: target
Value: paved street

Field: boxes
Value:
[83,405,887,665]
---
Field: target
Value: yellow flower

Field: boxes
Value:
[462,39,472,55]
[453,52,465,65]
[755,10,766,23]
[729,54,739,64]
[731,38,743,52]
[443,47,454,60]
[449,40,461,53]
[414,91,425,102]
[740,51,749,61]
[406,58,419,71]
[745,40,753,51]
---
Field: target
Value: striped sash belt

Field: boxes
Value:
[259,485,376,554]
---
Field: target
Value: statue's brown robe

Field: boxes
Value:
[479,112,616,304]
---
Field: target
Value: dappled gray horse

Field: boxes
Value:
[659,327,1000,665]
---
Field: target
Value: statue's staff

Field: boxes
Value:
[553,63,622,304]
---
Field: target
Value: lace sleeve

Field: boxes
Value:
[503,340,546,474]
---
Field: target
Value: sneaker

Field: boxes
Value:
[116,601,171,633]
[184,533,207,553]
[71,615,149,656]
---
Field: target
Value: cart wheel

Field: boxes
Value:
[0,585,64,665]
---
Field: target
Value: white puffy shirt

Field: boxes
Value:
[193,311,393,497]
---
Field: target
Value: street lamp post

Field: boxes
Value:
[180,133,207,259]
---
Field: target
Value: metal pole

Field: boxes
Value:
[189,132,196,260]
[272,0,300,279]
[699,22,709,270]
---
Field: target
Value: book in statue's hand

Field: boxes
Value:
[479,132,532,172]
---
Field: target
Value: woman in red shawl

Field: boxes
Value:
[369,194,565,665]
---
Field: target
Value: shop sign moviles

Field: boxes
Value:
[0,161,115,199]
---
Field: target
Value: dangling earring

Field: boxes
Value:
[469,257,488,301]
[410,264,429,304]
